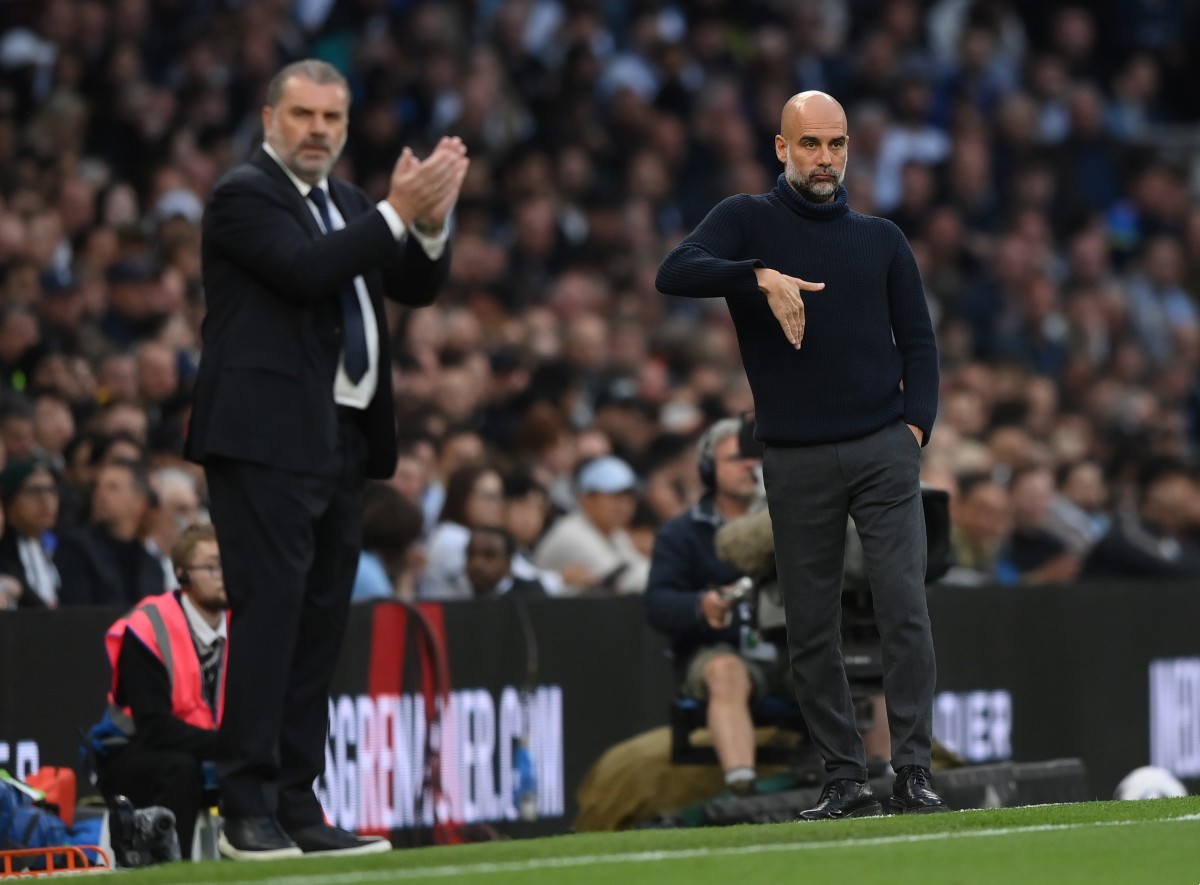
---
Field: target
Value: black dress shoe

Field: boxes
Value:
[797,779,883,821]
[287,823,392,857]
[218,816,302,860]
[889,765,951,814]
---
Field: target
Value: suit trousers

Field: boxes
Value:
[762,419,935,782]
[205,416,367,827]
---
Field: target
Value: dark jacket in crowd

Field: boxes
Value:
[55,526,164,606]
[645,497,743,674]
[1081,517,1200,580]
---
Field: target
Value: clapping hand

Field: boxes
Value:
[387,136,470,231]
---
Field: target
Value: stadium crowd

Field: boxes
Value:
[1,0,1200,612]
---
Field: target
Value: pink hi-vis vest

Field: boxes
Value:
[104,592,226,734]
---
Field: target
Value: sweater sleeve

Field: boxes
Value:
[656,195,765,299]
[887,228,940,442]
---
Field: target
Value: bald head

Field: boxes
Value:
[780,91,847,138]
[776,91,849,203]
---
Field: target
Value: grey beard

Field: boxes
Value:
[785,162,842,203]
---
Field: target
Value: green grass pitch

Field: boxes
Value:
[119,798,1200,885]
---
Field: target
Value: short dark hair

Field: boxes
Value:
[265,60,349,108]
[361,482,424,554]
[101,457,152,500]
[469,525,516,558]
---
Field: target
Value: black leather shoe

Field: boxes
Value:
[797,779,882,821]
[218,816,302,860]
[287,823,392,857]
[889,765,951,814]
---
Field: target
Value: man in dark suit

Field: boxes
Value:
[55,459,165,607]
[185,59,467,860]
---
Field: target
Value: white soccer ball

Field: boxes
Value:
[1113,766,1188,800]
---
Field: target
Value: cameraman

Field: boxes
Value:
[93,524,227,860]
[646,418,783,794]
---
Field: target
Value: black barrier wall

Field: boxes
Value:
[1,587,1197,836]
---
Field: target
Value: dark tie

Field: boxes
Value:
[308,187,369,383]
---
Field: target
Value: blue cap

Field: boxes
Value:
[577,456,638,494]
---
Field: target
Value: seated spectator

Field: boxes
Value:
[0,459,61,608]
[92,524,227,860]
[419,465,506,600]
[533,456,651,595]
[1045,458,1111,553]
[465,526,548,600]
[997,466,1081,585]
[502,469,572,594]
[143,467,203,591]
[56,459,165,606]
[943,473,1012,586]
[1082,458,1200,579]
[645,418,779,794]
[352,482,426,602]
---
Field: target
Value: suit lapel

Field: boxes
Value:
[249,148,323,238]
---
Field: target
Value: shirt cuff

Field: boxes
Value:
[375,200,407,240]
[375,201,449,260]
[411,222,449,261]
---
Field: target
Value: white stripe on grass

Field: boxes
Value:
[193,813,1200,885]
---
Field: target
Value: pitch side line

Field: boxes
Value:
[192,813,1200,885]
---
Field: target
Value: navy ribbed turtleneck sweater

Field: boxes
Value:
[657,175,938,446]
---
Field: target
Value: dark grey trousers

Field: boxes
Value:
[763,419,935,781]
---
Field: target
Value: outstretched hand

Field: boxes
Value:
[754,267,824,349]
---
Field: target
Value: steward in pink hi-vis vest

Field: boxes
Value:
[103,592,226,735]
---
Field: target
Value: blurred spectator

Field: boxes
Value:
[56,459,164,606]
[0,396,36,464]
[1082,458,1200,580]
[943,472,1011,586]
[464,526,548,600]
[997,466,1081,585]
[31,388,75,470]
[1045,458,1111,554]
[501,468,572,595]
[353,482,426,603]
[420,465,506,600]
[420,427,486,533]
[533,455,650,595]
[386,440,434,534]
[0,459,61,608]
[144,467,202,590]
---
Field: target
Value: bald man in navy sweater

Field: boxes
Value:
[657,91,947,819]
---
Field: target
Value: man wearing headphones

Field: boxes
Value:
[93,524,228,860]
[645,417,781,794]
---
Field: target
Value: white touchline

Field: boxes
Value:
[191,813,1200,885]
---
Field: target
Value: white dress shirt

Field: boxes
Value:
[261,142,449,409]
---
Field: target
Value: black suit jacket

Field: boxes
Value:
[186,148,450,480]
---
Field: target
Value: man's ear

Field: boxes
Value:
[775,134,788,163]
